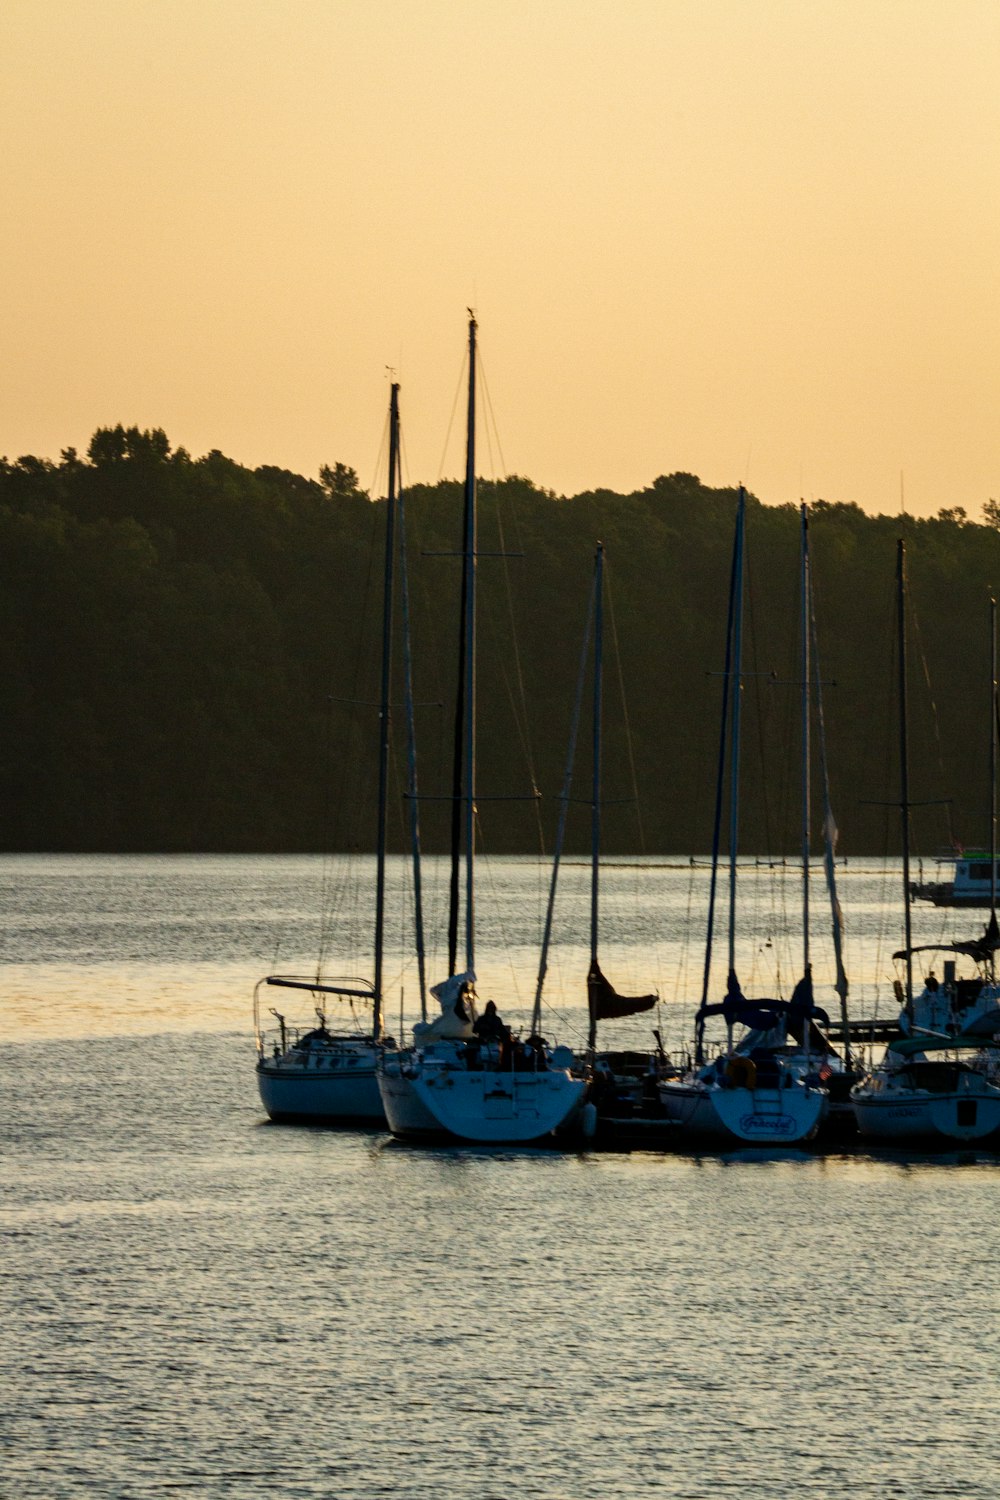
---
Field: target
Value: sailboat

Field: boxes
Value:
[896,591,1000,1039]
[657,489,830,1145]
[852,563,1000,1143]
[253,383,406,1124]
[539,542,664,1138]
[377,315,587,1144]
[776,501,857,1132]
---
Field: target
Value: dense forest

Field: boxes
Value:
[2,424,998,858]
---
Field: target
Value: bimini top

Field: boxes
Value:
[893,912,1000,966]
[888,1027,1000,1059]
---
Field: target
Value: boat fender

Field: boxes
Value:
[725,1056,757,1089]
[580,1101,598,1140]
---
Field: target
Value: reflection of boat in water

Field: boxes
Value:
[658,492,830,1146]
[910,850,1000,907]
[378,315,587,1145]
[254,384,407,1125]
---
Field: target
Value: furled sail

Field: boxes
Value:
[413,970,477,1041]
[587,959,657,1021]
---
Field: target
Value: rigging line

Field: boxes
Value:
[476,389,545,861]
[480,482,544,830]
[535,564,597,1026]
[909,594,955,851]
[469,415,545,864]
[743,542,786,977]
[366,404,392,506]
[318,425,389,968]
[743,541,777,864]
[436,347,468,482]
[604,560,647,855]
[809,558,850,1052]
[478,353,509,482]
[871,579,900,1013]
[472,814,526,1006]
[397,431,449,804]
[396,460,428,1019]
[478,379,547,889]
[497,498,544,823]
[315,693,338,970]
[468,338,533,787]
[678,860,698,1006]
[774,561,801,981]
[753,559,797,987]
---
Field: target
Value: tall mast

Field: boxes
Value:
[588,543,605,1051]
[811,538,850,1067]
[991,594,997,981]
[372,382,400,1035]
[700,487,742,1017]
[897,538,914,1006]
[463,316,478,972]
[397,451,428,1020]
[800,502,811,973]
[446,313,478,976]
[727,487,747,1004]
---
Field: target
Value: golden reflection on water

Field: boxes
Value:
[0,852,976,1050]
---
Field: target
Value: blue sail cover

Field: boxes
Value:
[695,969,829,1058]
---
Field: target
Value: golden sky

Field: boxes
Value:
[3,0,999,516]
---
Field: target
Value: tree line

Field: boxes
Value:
[1,424,997,858]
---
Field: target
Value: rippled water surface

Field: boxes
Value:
[2,855,998,1498]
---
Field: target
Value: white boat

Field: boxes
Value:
[659,985,830,1144]
[852,1031,1000,1144]
[377,316,587,1145]
[910,850,1000,907]
[897,918,1000,1039]
[658,491,830,1145]
[905,597,1000,1038]
[255,985,391,1124]
[254,384,411,1125]
[659,1078,825,1144]
[853,564,1000,1144]
[379,973,584,1143]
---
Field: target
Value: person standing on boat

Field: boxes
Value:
[473,1000,507,1042]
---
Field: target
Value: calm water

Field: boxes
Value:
[2,854,998,1498]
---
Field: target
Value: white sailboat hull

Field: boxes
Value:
[377,1064,444,1138]
[852,1083,1000,1144]
[379,1050,586,1144]
[412,1068,587,1144]
[257,1047,385,1124]
[659,1078,826,1145]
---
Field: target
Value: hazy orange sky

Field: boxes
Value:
[3,0,998,517]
